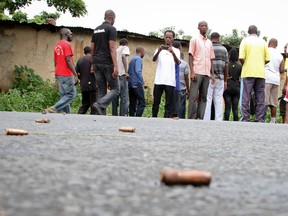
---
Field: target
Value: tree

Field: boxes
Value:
[221,29,245,48]
[148,26,192,40]
[12,11,27,22]
[0,0,87,17]
[31,11,61,24]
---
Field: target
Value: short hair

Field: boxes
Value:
[84,46,91,54]
[198,21,208,27]
[210,32,220,39]
[136,46,145,53]
[229,47,238,63]
[119,38,128,46]
[164,30,175,38]
[172,41,181,49]
[248,25,258,34]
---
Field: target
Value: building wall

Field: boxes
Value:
[0,22,189,93]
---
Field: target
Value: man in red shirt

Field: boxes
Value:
[43,28,78,114]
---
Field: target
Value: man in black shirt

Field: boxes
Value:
[76,46,97,114]
[91,9,119,115]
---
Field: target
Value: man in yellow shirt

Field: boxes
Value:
[239,25,270,122]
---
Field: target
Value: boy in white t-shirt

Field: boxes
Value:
[152,30,181,118]
[264,38,285,123]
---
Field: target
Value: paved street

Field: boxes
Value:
[0,111,288,216]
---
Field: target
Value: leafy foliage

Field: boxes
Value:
[11,10,27,22]
[221,29,246,48]
[31,11,61,24]
[0,0,87,17]
[149,26,192,40]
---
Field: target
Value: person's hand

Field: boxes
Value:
[112,66,118,78]
[74,76,79,85]
[158,45,163,52]
[190,72,196,81]
[211,74,215,84]
[168,46,173,53]
[90,65,94,73]
[224,81,227,91]
[125,72,130,80]
[186,90,189,99]
[282,85,286,95]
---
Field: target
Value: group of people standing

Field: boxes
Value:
[45,9,288,123]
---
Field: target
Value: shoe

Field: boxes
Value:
[91,102,103,115]
[42,107,58,114]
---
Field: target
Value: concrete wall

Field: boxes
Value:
[0,21,189,93]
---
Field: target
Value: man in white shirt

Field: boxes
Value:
[265,38,285,123]
[112,38,130,116]
[152,30,181,118]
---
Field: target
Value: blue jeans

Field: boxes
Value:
[93,64,120,113]
[54,76,76,113]
[178,89,187,119]
[129,85,146,117]
[112,75,129,116]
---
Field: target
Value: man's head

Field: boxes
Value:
[198,21,208,36]
[119,38,128,46]
[172,41,182,50]
[60,28,73,42]
[210,32,221,42]
[136,46,145,58]
[285,43,288,54]
[84,46,91,55]
[229,47,239,63]
[164,30,175,46]
[268,38,278,48]
[248,25,258,35]
[104,9,116,25]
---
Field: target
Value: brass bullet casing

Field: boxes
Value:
[119,127,136,132]
[35,119,50,123]
[160,169,212,186]
[5,128,29,135]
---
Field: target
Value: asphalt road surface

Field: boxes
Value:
[0,111,288,216]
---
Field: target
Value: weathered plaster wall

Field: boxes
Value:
[0,22,189,93]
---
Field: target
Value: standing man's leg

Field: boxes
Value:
[254,78,266,122]
[128,88,137,116]
[268,84,279,123]
[223,91,232,121]
[198,75,210,119]
[78,91,90,114]
[213,79,224,121]
[89,90,97,114]
[119,77,129,116]
[203,79,214,120]
[240,78,254,122]
[188,75,202,119]
[54,76,76,114]
[112,95,119,116]
[232,93,240,121]
[135,85,146,117]
[178,89,186,119]
[164,85,175,118]
[93,64,119,115]
[152,84,164,117]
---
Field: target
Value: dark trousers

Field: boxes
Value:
[171,90,180,117]
[129,85,146,117]
[178,89,187,119]
[78,91,97,114]
[92,64,120,114]
[240,78,265,122]
[223,91,239,121]
[188,74,210,119]
[152,84,174,118]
